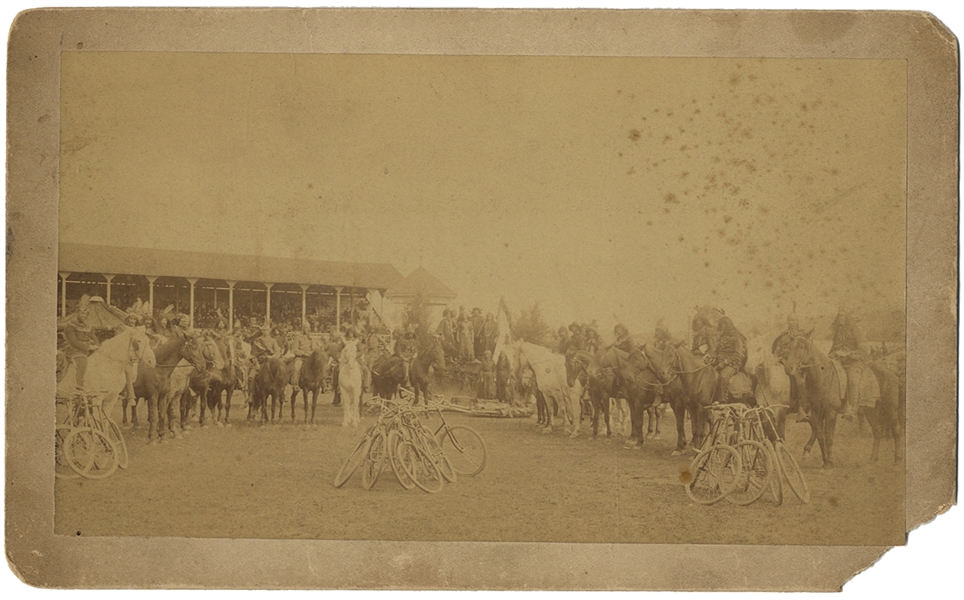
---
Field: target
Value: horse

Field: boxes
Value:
[370,354,406,400]
[294,347,331,424]
[152,333,206,442]
[410,336,446,406]
[599,346,664,446]
[58,326,151,422]
[512,341,583,437]
[566,349,617,439]
[642,342,721,451]
[248,357,289,424]
[200,335,239,427]
[863,361,905,464]
[339,340,363,429]
[782,333,845,467]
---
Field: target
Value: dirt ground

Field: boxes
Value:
[55,393,905,545]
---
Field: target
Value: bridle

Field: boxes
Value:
[786,335,820,370]
[665,344,712,376]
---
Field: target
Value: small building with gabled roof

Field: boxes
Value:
[382,266,458,331]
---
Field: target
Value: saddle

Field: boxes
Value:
[722,370,754,401]
[834,360,880,408]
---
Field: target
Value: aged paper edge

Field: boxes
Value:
[4,8,958,591]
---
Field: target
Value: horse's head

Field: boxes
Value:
[200,337,225,371]
[645,343,679,384]
[180,332,207,369]
[126,328,150,363]
[783,331,814,377]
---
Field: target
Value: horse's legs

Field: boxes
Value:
[309,389,318,424]
[290,386,299,421]
[602,395,612,438]
[568,392,581,438]
[147,392,159,443]
[821,414,838,468]
[671,400,686,452]
[626,397,641,445]
[590,395,601,438]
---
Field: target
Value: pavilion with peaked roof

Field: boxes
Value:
[57,242,407,332]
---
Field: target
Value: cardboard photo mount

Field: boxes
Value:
[5,8,958,591]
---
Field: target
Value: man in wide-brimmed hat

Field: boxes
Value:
[63,307,100,392]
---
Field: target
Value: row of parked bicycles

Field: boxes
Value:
[684,403,811,506]
[56,391,129,480]
[333,390,488,493]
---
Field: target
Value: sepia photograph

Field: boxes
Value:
[5,5,958,591]
[53,49,908,545]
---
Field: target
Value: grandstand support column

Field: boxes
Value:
[335,287,343,332]
[59,271,71,318]
[227,280,236,332]
[265,282,274,327]
[187,278,198,328]
[300,284,309,329]
[104,274,114,306]
[146,276,157,314]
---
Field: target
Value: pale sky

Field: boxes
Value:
[60,53,906,336]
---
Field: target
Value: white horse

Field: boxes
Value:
[511,341,584,437]
[339,340,363,429]
[57,326,150,420]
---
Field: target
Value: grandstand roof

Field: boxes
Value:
[384,266,457,300]
[59,243,406,291]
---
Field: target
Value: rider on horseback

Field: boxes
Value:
[613,323,636,353]
[709,315,748,403]
[286,324,314,390]
[63,307,100,394]
[394,325,416,387]
[829,307,867,420]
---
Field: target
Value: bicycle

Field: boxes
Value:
[398,390,487,477]
[57,391,123,480]
[333,398,404,489]
[684,404,746,505]
[759,404,811,504]
[726,406,777,506]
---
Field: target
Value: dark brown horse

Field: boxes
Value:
[642,343,720,451]
[248,357,289,424]
[370,354,406,400]
[863,361,905,464]
[782,333,843,467]
[294,347,331,424]
[566,349,616,439]
[200,335,239,427]
[602,346,664,446]
[410,336,446,406]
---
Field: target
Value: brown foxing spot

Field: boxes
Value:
[629,129,641,141]
[678,469,693,485]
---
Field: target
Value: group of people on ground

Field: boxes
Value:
[434,306,499,363]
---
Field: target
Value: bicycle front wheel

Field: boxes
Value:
[774,441,811,503]
[439,425,486,476]
[55,425,81,480]
[361,432,387,490]
[685,444,741,505]
[397,441,443,494]
[763,440,783,505]
[105,417,129,470]
[388,431,415,490]
[333,435,372,488]
[64,427,119,480]
[726,440,774,506]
